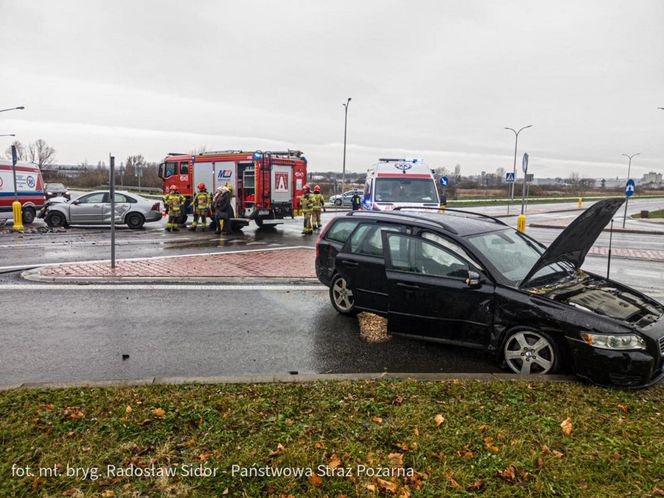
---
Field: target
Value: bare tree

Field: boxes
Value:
[28,139,56,168]
[4,140,27,161]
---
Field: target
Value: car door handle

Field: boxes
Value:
[340,260,359,267]
[396,282,420,290]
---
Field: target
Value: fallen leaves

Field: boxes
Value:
[63,406,85,420]
[308,473,322,487]
[388,452,404,466]
[560,417,573,437]
[434,414,445,426]
[125,405,133,415]
[328,454,341,469]
[497,466,516,482]
[483,436,500,453]
[375,477,398,493]
[372,416,383,424]
[152,407,166,419]
[445,471,462,489]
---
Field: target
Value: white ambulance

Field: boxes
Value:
[0,160,46,224]
[362,158,440,210]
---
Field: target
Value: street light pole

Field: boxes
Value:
[621,152,640,228]
[0,134,16,137]
[341,97,351,194]
[504,125,532,215]
[0,106,25,113]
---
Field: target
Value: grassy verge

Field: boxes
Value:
[1,380,663,497]
[633,209,664,219]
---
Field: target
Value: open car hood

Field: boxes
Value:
[520,198,624,288]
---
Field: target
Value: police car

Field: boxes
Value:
[362,158,440,210]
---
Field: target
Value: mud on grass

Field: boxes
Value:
[1,380,663,497]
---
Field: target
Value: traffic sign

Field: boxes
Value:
[522,153,529,173]
[439,176,448,187]
[625,179,635,197]
[505,172,515,183]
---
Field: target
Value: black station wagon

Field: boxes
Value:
[315,199,664,388]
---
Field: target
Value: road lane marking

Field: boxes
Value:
[0,284,326,291]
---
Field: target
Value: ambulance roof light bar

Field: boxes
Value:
[379,158,423,164]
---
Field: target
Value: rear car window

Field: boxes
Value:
[349,223,402,257]
[325,219,360,243]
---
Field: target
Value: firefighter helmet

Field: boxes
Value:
[314,185,321,192]
[197,182,206,190]
[303,184,311,191]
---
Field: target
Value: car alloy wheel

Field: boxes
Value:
[503,330,557,375]
[334,199,342,206]
[126,212,145,229]
[46,212,66,228]
[330,276,355,314]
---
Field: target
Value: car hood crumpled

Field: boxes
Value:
[520,198,625,288]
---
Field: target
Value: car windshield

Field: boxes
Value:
[465,229,572,287]
[47,183,65,190]
[374,178,438,203]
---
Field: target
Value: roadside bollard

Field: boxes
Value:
[439,204,446,213]
[578,197,582,209]
[11,201,24,231]
[517,214,526,233]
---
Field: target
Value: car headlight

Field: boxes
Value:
[580,332,646,350]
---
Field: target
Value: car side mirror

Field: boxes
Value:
[72,200,80,205]
[466,270,482,288]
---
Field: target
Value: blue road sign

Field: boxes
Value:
[439,176,448,187]
[625,179,635,197]
[505,172,515,183]
[522,153,529,173]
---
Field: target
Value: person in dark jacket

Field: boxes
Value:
[214,186,232,235]
[351,189,362,211]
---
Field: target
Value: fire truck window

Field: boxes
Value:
[180,162,189,174]
[164,162,177,177]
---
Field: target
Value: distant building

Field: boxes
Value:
[641,171,663,184]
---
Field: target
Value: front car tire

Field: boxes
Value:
[502,329,560,375]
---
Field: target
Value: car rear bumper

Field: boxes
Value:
[567,337,664,389]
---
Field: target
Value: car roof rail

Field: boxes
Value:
[347,209,459,234]
[391,206,509,227]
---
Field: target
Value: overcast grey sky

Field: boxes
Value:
[1,0,663,178]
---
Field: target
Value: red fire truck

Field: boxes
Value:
[158,150,307,229]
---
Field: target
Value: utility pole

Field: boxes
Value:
[341,97,351,194]
[110,154,116,269]
[504,125,532,215]
[621,152,640,228]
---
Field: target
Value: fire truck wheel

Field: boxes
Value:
[125,212,145,229]
[22,207,36,225]
[330,274,358,316]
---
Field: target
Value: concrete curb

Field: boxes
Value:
[529,223,664,235]
[0,372,577,391]
[20,268,320,285]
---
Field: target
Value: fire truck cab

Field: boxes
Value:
[158,150,307,229]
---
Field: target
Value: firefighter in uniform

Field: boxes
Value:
[311,185,326,230]
[189,182,211,232]
[164,185,185,232]
[300,184,314,235]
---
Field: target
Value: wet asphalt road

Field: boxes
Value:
[1,198,663,385]
[0,283,500,385]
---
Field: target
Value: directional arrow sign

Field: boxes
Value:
[625,179,635,197]
[505,172,515,183]
[439,176,448,187]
